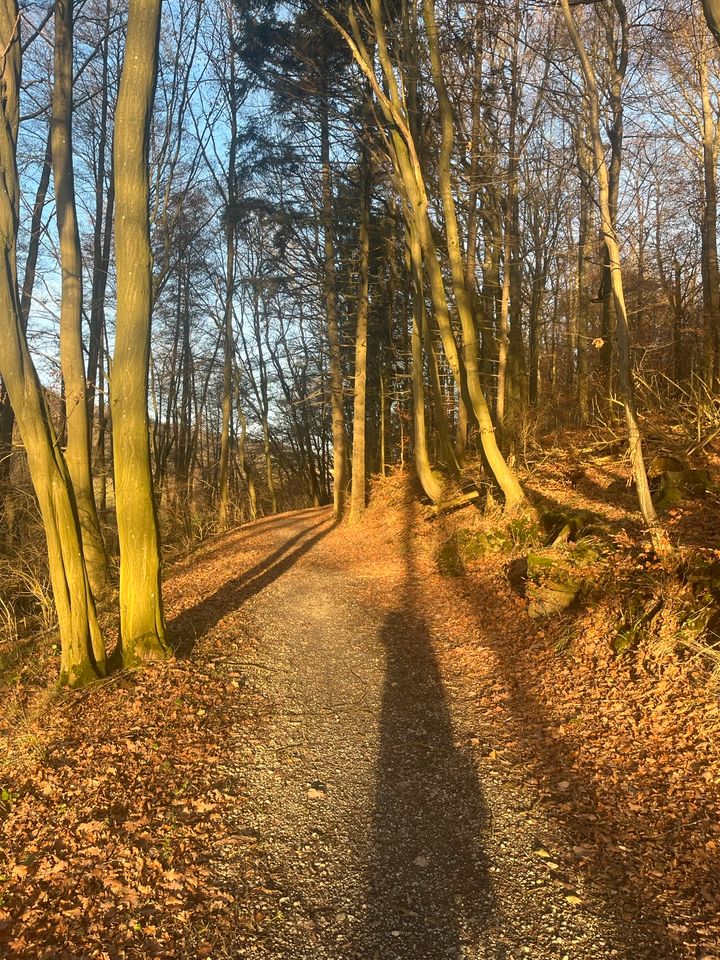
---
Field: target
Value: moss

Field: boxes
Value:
[506,516,542,549]
[653,468,711,511]
[539,508,598,545]
[612,630,636,656]
[59,659,102,689]
[437,526,513,577]
[525,541,601,619]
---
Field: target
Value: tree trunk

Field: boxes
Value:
[112,0,169,663]
[0,0,105,686]
[407,232,444,502]
[53,0,108,594]
[349,148,371,523]
[421,0,524,506]
[561,0,662,546]
[576,131,591,424]
[218,13,238,528]
[0,128,52,538]
[699,47,720,386]
[320,91,347,519]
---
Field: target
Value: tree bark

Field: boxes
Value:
[349,148,371,523]
[561,0,662,546]
[699,45,720,386]
[0,0,105,686]
[112,0,169,663]
[53,0,108,593]
[218,5,238,528]
[320,91,347,519]
[0,128,52,537]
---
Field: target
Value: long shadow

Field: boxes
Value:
[451,571,692,957]
[170,515,335,656]
[168,507,331,576]
[354,507,492,958]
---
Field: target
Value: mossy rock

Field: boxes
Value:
[652,467,711,510]
[683,556,720,596]
[538,508,598,545]
[437,532,466,577]
[676,598,720,651]
[437,528,511,577]
[613,629,638,656]
[648,454,686,475]
[527,541,601,578]
[528,580,581,618]
[526,551,585,618]
[612,594,662,657]
[525,541,602,619]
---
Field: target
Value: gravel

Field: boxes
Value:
[204,509,680,960]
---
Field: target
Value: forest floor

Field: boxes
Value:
[1,466,720,959]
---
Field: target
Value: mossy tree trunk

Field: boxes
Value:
[406,226,444,503]
[112,0,169,664]
[0,0,105,687]
[53,0,108,594]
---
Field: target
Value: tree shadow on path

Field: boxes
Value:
[170,513,335,656]
[353,513,492,959]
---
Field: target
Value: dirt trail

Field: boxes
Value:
[177,507,675,960]
[0,507,690,959]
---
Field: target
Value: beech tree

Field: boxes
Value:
[112,0,170,663]
[559,0,660,544]
[52,0,109,593]
[0,0,105,686]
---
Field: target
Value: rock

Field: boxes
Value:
[525,552,582,618]
[650,460,711,510]
[528,581,579,618]
[436,527,510,576]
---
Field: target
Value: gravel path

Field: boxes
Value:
[202,508,678,960]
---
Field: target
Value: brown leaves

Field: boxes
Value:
[0,616,257,956]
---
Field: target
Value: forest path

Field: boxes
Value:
[169,506,675,960]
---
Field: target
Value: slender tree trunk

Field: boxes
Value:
[218,11,238,527]
[406,233,443,502]
[576,132,591,424]
[338,0,524,505]
[320,91,347,519]
[349,148,371,523]
[261,417,277,515]
[87,0,113,428]
[0,129,52,537]
[561,0,662,545]
[53,0,108,593]
[379,368,386,477]
[237,404,257,521]
[112,0,169,663]
[422,0,524,506]
[0,0,105,686]
[600,12,625,401]
[699,47,720,386]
